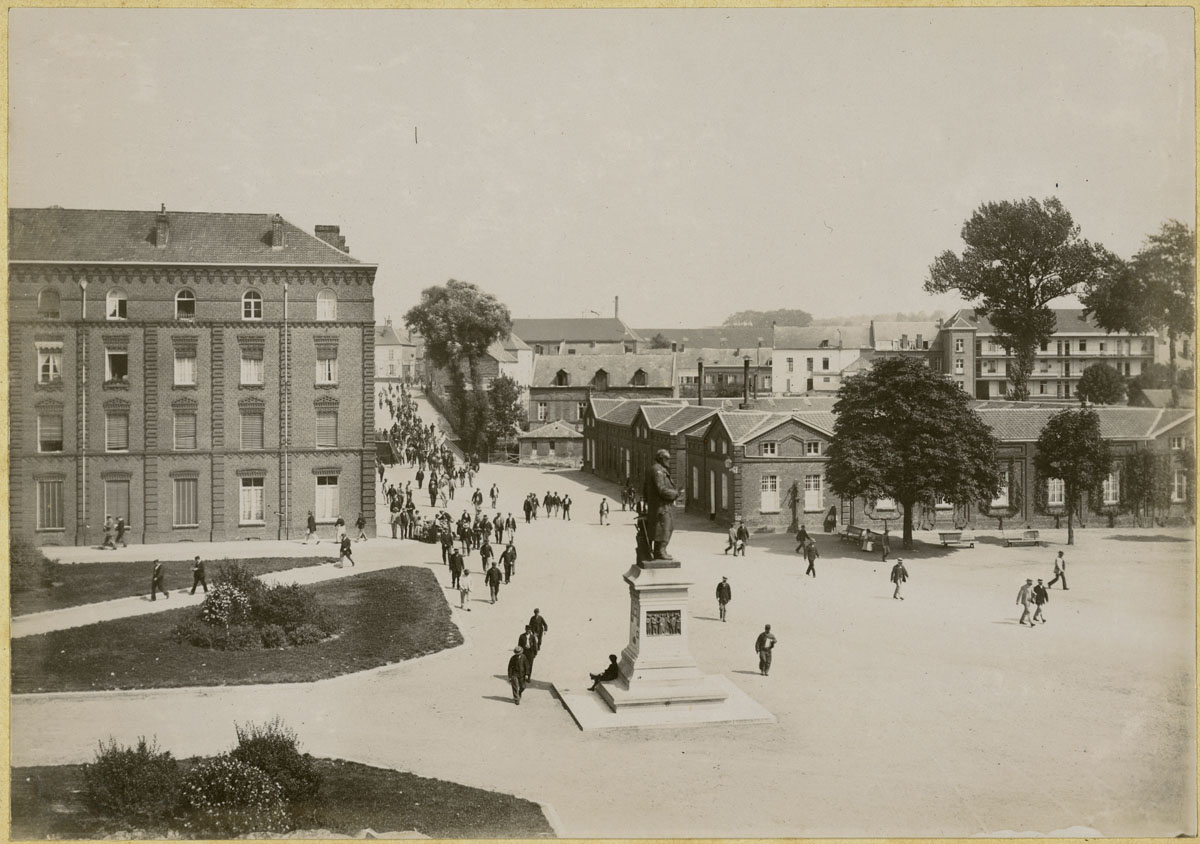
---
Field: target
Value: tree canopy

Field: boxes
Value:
[1033,407,1112,545]
[723,309,812,329]
[1081,220,1195,406]
[1129,362,1194,394]
[925,196,1114,400]
[486,374,525,451]
[826,357,1000,549]
[1075,363,1127,406]
[648,332,672,349]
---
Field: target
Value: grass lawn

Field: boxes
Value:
[12,758,555,839]
[12,568,462,693]
[12,556,326,617]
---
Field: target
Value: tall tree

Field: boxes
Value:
[826,357,1000,549]
[404,280,512,452]
[486,374,525,453]
[1075,363,1127,405]
[1033,407,1112,545]
[723,308,812,328]
[1081,220,1195,407]
[925,197,1114,400]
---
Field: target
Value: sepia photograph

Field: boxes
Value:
[6,6,1197,839]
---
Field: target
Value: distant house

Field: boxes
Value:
[527,352,676,427]
[676,347,773,397]
[771,325,870,395]
[518,420,584,465]
[374,318,416,381]
[511,317,642,356]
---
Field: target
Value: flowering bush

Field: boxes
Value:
[222,623,262,651]
[231,717,322,822]
[180,754,290,837]
[199,583,251,628]
[83,736,180,827]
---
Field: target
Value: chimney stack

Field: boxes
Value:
[614,296,619,320]
[741,356,752,409]
[271,214,285,250]
[155,206,169,248]
[315,224,348,253]
[697,360,705,405]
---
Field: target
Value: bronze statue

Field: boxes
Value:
[642,448,678,560]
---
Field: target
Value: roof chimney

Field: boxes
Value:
[271,214,285,250]
[315,224,348,253]
[155,206,169,248]
[614,295,619,320]
[740,356,752,409]
[385,316,392,327]
[697,359,705,405]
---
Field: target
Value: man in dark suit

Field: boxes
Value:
[506,647,528,705]
[519,625,540,682]
[485,563,503,604]
[589,654,620,692]
[528,608,548,648]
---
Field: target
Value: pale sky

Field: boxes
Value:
[8,8,1195,329]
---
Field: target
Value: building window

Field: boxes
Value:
[174,349,197,385]
[240,409,265,450]
[1047,478,1064,506]
[720,473,729,509]
[175,289,196,320]
[36,480,64,531]
[37,412,64,452]
[1170,436,1187,450]
[804,474,822,511]
[555,370,570,387]
[821,357,830,371]
[537,402,547,421]
[787,357,794,372]
[548,440,557,457]
[316,289,338,321]
[760,474,779,512]
[577,401,587,420]
[632,369,647,387]
[1172,470,1188,503]
[174,410,197,450]
[37,344,63,384]
[104,479,130,525]
[1063,383,1071,398]
[1040,340,1050,352]
[38,288,61,319]
[105,350,129,384]
[954,338,964,353]
[759,442,777,456]
[593,370,609,390]
[534,345,544,355]
[173,478,199,527]
[239,478,265,525]
[954,359,964,375]
[692,466,699,498]
[1079,340,1087,352]
[316,409,338,448]
[805,358,813,372]
[1039,382,1047,395]
[822,376,831,383]
[242,290,263,321]
[806,441,820,455]
[1099,341,1106,353]
[315,475,338,521]
[106,289,128,320]
[1102,469,1120,505]
[991,469,1009,508]
[241,347,264,385]
[316,350,338,384]
[105,411,129,451]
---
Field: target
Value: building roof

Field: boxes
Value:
[511,317,641,344]
[9,208,364,265]
[639,405,688,428]
[652,405,719,435]
[975,406,1195,442]
[952,308,1149,338]
[532,353,675,388]
[634,326,772,351]
[588,398,630,421]
[1132,389,1195,409]
[773,325,870,350]
[684,347,775,368]
[871,321,940,350]
[519,420,583,440]
[375,324,404,347]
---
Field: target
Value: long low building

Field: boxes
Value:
[584,396,1194,533]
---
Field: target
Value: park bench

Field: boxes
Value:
[938,530,975,548]
[840,525,867,544]
[1004,529,1042,547]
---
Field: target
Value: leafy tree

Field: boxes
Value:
[925,196,1114,400]
[723,308,812,328]
[648,332,672,349]
[826,356,1000,549]
[1075,363,1127,405]
[1122,450,1174,527]
[486,374,525,451]
[1033,407,1112,545]
[404,280,512,452]
[1082,220,1195,407]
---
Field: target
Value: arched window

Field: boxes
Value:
[106,289,128,321]
[37,288,60,319]
[593,369,609,391]
[554,369,570,387]
[242,290,263,321]
[632,368,647,387]
[175,289,196,320]
[316,289,337,321]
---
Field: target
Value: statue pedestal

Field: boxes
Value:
[596,560,729,710]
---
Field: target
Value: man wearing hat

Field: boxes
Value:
[1016,578,1036,627]
[889,558,908,600]
[1032,578,1049,624]
[716,576,733,621]
[506,646,528,705]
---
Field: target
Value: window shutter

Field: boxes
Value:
[241,411,265,450]
[316,410,338,447]
[106,412,129,450]
[175,412,197,449]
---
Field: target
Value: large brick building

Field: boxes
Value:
[10,207,377,546]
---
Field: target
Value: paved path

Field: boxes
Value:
[12,398,1197,838]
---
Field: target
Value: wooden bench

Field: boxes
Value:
[840,525,867,544]
[1004,529,1042,547]
[938,530,975,548]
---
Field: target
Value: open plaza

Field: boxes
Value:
[10,396,1196,838]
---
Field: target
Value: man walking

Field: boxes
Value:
[804,538,820,577]
[501,542,517,584]
[1032,578,1049,624]
[735,519,750,556]
[458,567,472,610]
[519,625,540,682]
[755,624,777,676]
[449,547,464,589]
[561,494,572,520]
[724,522,738,555]
[890,558,908,600]
[1048,551,1068,590]
[1017,578,1036,627]
[529,608,548,648]
[485,562,503,604]
[189,556,207,595]
[150,559,169,601]
[716,576,732,622]
[506,646,528,705]
[599,498,609,526]
[355,512,368,542]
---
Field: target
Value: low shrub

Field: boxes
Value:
[287,624,328,646]
[179,754,290,837]
[214,562,267,601]
[224,624,262,651]
[82,737,180,827]
[171,619,215,649]
[10,536,61,594]
[231,717,322,816]
[260,624,287,649]
[255,583,320,630]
